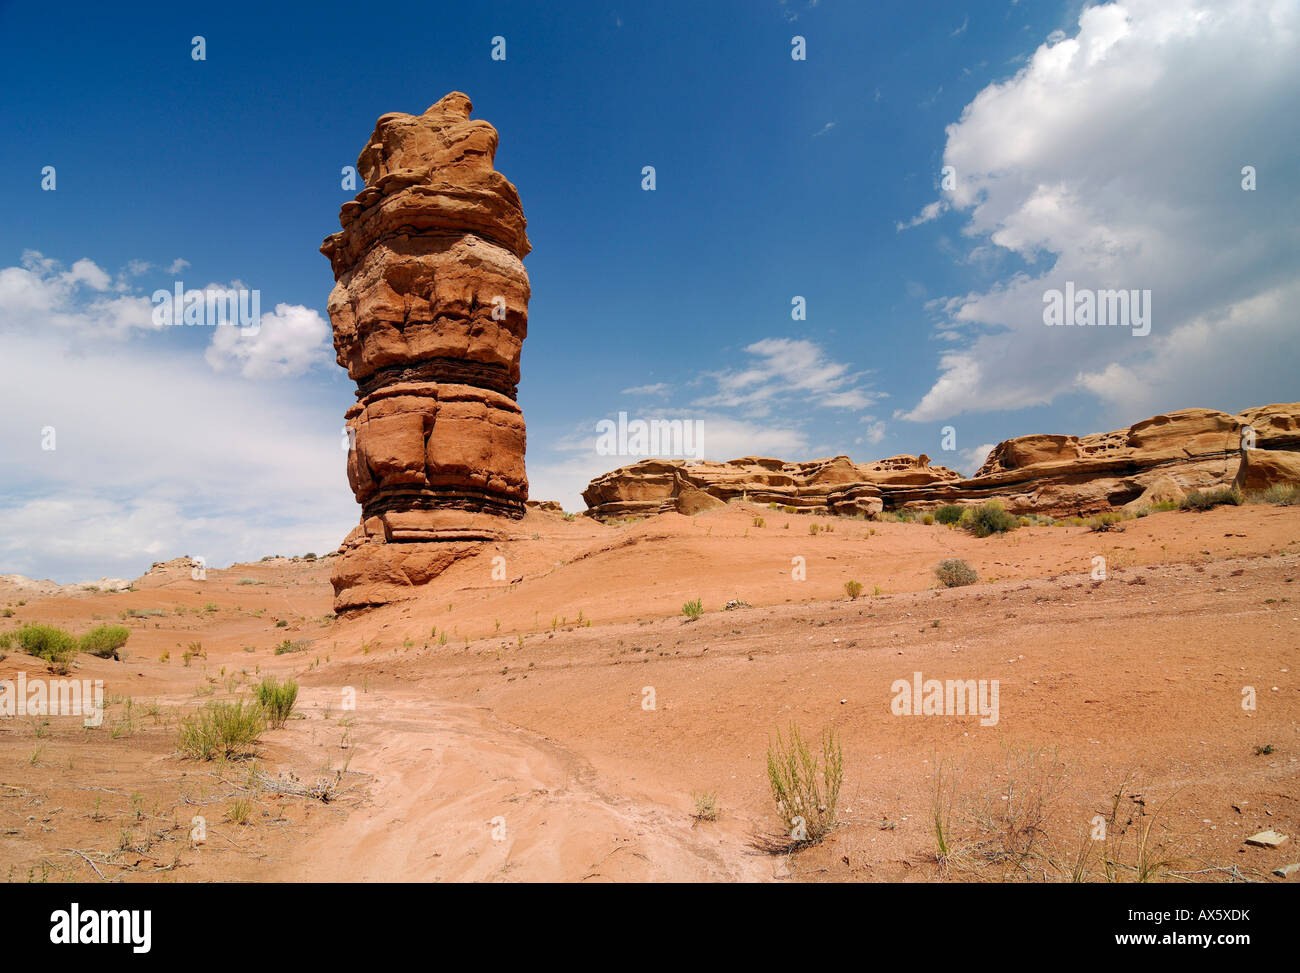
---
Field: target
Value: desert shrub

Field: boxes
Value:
[922,513,936,525]
[766,723,843,845]
[934,559,979,588]
[255,677,299,729]
[178,700,265,760]
[752,516,766,527]
[79,624,130,660]
[931,757,960,865]
[1096,776,1184,883]
[1256,484,1299,506]
[15,624,78,669]
[844,580,864,600]
[1181,487,1243,511]
[960,501,1018,537]
[225,798,253,825]
[274,639,311,655]
[692,791,718,822]
[934,504,964,525]
[682,598,703,621]
[968,743,1070,877]
[1086,512,1123,532]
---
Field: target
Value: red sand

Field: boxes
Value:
[1,503,1296,881]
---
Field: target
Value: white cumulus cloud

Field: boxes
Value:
[901,0,1300,424]
[0,253,350,581]
[205,302,332,379]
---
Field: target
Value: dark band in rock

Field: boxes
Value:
[356,358,518,400]
[362,486,526,522]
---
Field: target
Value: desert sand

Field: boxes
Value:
[1,501,1296,882]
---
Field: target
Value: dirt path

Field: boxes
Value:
[272,691,773,881]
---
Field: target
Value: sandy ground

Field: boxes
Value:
[1,502,1296,882]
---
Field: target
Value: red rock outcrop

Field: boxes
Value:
[582,455,962,520]
[582,404,1300,521]
[322,93,531,609]
[525,499,565,514]
[1235,449,1300,493]
[889,404,1299,516]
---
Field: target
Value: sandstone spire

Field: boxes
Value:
[322,93,531,609]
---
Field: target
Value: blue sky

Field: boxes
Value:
[1,0,1297,581]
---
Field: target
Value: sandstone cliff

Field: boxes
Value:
[582,404,1300,521]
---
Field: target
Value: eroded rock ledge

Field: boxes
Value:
[582,404,1300,521]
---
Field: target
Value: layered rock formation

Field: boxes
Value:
[891,404,1300,516]
[582,404,1300,521]
[582,455,963,521]
[323,92,530,609]
[525,499,565,514]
